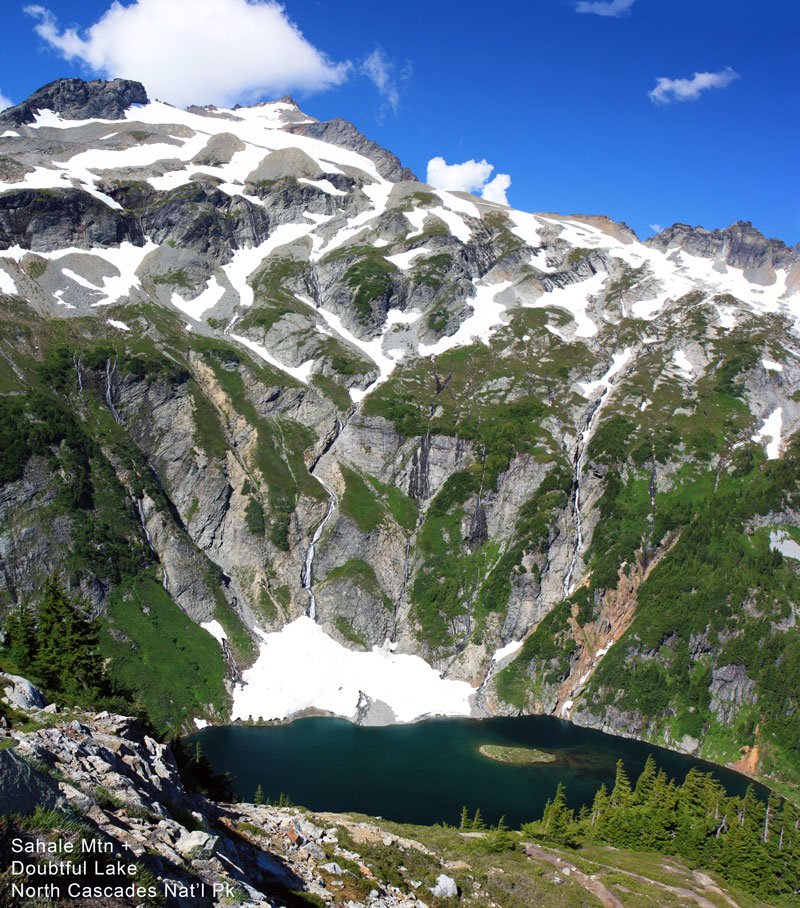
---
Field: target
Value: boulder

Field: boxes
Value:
[430,873,458,898]
[175,829,219,859]
[0,750,63,814]
[1,673,49,710]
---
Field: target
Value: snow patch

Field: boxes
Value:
[0,269,16,295]
[193,718,209,730]
[762,358,784,372]
[770,529,800,561]
[672,349,694,377]
[230,332,314,384]
[752,408,783,460]
[524,271,606,338]
[298,177,347,196]
[230,617,474,723]
[62,268,99,289]
[171,275,226,321]
[221,223,311,307]
[107,319,130,331]
[201,620,228,644]
[386,247,433,270]
[492,640,523,662]
[419,280,513,356]
[577,348,633,397]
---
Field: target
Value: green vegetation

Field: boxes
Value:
[522,757,799,906]
[2,578,109,708]
[323,559,390,609]
[339,464,385,532]
[478,744,555,764]
[495,599,576,707]
[367,474,418,532]
[99,574,229,732]
[586,440,800,778]
[342,249,398,324]
[245,496,266,536]
[152,269,192,289]
[333,616,368,648]
[26,258,47,280]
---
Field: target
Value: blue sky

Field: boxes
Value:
[2,0,797,244]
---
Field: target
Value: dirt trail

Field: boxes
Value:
[523,844,623,908]
[524,843,744,908]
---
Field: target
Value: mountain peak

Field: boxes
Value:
[645,219,797,275]
[0,77,148,127]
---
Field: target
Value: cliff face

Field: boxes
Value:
[1,78,799,789]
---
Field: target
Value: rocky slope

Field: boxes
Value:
[0,78,799,791]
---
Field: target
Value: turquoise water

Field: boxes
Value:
[191,716,765,828]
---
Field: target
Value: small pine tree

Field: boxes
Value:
[472,808,486,830]
[459,805,470,829]
[611,759,632,808]
[254,784,265,805]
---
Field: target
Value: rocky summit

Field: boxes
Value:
[0,77,799,793]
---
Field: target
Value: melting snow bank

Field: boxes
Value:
[230,617,475,724]
[752,407,783,459]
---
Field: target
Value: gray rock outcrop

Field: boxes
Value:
[0,77,148,126]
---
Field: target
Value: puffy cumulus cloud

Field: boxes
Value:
[648,67,739,105]
[25,0,350,108]
[0,91,11,111]
[481,173,511,205]
[575,0,635,18]
[426,156,511,205]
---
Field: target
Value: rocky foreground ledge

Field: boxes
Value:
[0,675,459,908]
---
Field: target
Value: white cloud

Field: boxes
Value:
[0,91,11,111]
[25,0,350,108]
[576,0,635,18]
[648,67,739,105]
[481,173,511,206]
[427,156,511,204]
[649,223,662,234]
[360,47,400,113]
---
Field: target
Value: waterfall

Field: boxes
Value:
[105,356,124,425]
[73,353,86,407]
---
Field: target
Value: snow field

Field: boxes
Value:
[230,616,474,723]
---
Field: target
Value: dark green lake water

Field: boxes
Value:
[191,716,765,828]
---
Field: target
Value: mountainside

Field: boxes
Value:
[1,79,799,791]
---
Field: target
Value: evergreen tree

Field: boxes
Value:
[633,755,658,805]
[3,605,37,669]
[459,805,470,829]
[611,759,632,808]
[545,783,577,846]
[254,784,265,805]
[471,808,486,830]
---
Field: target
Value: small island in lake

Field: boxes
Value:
[479,744,556,764]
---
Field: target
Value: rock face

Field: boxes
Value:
[645,220,798,279]
[0,77,148,125]
[286,118,419,182]
[0,749,63,814]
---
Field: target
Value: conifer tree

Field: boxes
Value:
[611,759,632,808]
[254,784,265,805]
[471,808,486,830]
[459,805,470,829]
[633,754,658,805]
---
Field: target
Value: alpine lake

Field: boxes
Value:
[190,716,766,828]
